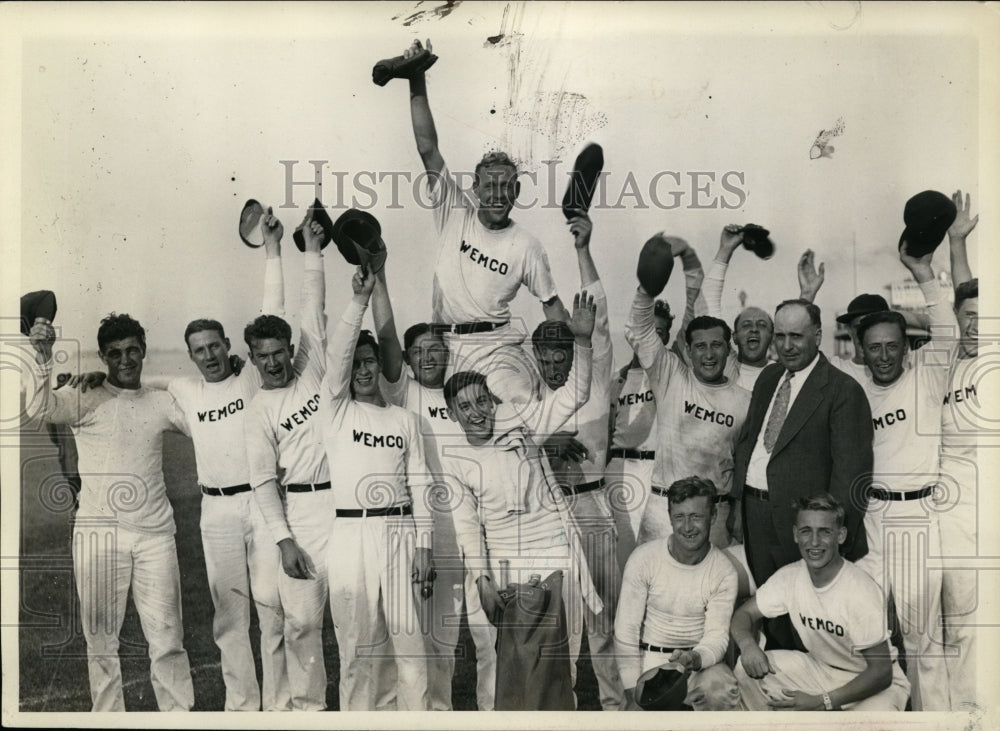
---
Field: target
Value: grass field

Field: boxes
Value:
[18,428,603,712]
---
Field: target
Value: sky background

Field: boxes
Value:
[6,1,995,374]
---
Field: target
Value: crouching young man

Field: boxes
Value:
[730,494,910,711]
[615,476,739,711]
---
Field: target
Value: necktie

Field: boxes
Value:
[763,373,793,453]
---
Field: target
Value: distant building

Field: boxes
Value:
[834,270,954,359]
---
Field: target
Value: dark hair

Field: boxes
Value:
[97,312,146,353]
[955,278,978,310]
[403,322,435,353]
[184,318,226,348]
[685,315,732,345]
[474,151,518,185]
[653,300,675,331]
[666,476,718,510]
[443,370,490,410]
[243,314,292,349]
[792,493,845,528]
[733,307,773,333]
[356,329,380,360]
[776,298,822,328]
[856,310,907,345]
[531,319,574,350]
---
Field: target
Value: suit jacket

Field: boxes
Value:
[733,352,873,563]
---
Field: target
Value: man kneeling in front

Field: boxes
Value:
[730,494,910,711]
[615,476,740,710]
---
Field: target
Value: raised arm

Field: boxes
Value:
[532,292,596,438]
[370,266,404,384]
[325,268,375,403]
[291,211,328,376]
[261,206,286,317]
[24,322,86,425]
[570,213,611,371]
[407,40,445,177]
[797,249,826,303]
[704,225,744,317]
[900,241,957,367]
[947,189,977,288]
[666,236,705,362]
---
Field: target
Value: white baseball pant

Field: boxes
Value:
[938,454,978,710]
[604,456,653,574]
[857,504,949,711]
[200,490,288,710]
[72,521,194,711]
[327,513,430,711]
[279,488,333,710]
[735,649,910,711]
[561,486,625,710]
[423,504,497,710]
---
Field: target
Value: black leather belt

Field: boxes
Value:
[285,481,332,493]
[651,485,729,503]
[608,448,656,461]
[201,484,251,497]
[744,485,769,501]
[336,504,413,518]
[869,485,936,502]
[560,478,606,496]
[639,642,694,654]
[434,320,507,335]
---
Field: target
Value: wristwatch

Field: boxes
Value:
[822,692,834,711]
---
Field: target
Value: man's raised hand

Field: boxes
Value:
[797,249,826,301]
[262,206,283,246]
[948,190,978,240]
[568,290,597,345]
[351,266,377,300]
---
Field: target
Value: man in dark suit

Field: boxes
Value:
[729,298,873,648]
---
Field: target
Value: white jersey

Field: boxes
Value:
[427,165,558,324]
[245,254,329,489]
[323,300,433,546]
[625,289,751,495]
[615,538,737,687]
[169,369,261,487]
[609,366,658,452]
[830,355,870,384]
[942,353,990,464]
[860,279,955,505]
[442,405,571,561]
[756,559,896,673]
[28,361,188,536]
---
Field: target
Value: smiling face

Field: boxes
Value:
[407,331,448,389]
[733,307,772,365]
[957,296,979,358]
[100,335,145,389]
[774,304,821,373]
[449,381,496,445]
[793,508,846,574]
[474,163,519,229]
[187,329,232,383]
[862,321,908,386]
[249,337,295,390]
[352,343,382,400]
[668,495,714,556]
[687,326,730,384]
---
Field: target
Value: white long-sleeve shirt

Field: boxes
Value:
[625,288,750,495]
[614,537,737,688]
[322,299,434,548]
[27,358,189,536]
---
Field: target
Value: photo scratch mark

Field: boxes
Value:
[505,91,608,162]
[810,116,845,159]
[394,0,462,27]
